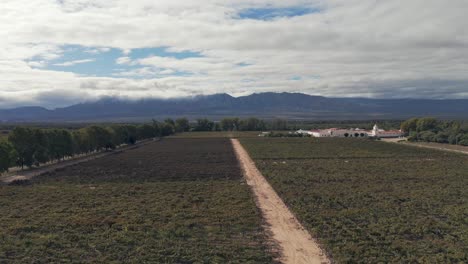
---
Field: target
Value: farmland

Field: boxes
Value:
[240,137,468,263]
[169,131,260,139]
[0,138,275,263]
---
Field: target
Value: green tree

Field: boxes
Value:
[72,129,92,154]
[0,140,17,173]
[33,129,50,165]
[459,134,468,146]
[46,129,73,161]
[175,118,190,132]
[9,127,36,169]
[164,118,175,127]
[400,118,419,133]
[419,131,436,142]
[239,117,266,131]
[85,126,115,151]
[152,120,162,137]
[434,132,449,143]
[160,119,176,136]
[111,125,138,145]
[220,118,240,131]
[416,117,438,132]
[160,123,175,136]
[137,124,156,140]
[269,119,288,130]
[194,118,214,131]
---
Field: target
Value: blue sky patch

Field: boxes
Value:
[28,45,203,78]
[237,62,253,67]
[289,76,302,81]
[237,6,319,20]
[129,47,202,60]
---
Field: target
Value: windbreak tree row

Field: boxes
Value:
[194,117,282,132]
[0,119,181,172]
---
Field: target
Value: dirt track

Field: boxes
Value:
[231,139,329,264]
[381,138,468,155]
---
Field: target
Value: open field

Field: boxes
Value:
[0,138,275,263]
[240,137,468,263]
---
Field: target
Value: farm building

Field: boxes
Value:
[301,124,403,138]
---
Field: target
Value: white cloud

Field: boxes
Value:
[53,59,95,67]
[1,0,468,108]
[85,47,111,54]
[116,56,132,65]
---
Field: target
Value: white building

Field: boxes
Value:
[309,128,368,138]
[370,124,403,138]
[295,129,311,135]
[303,124,403,138]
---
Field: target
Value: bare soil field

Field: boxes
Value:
[0,138,276,263]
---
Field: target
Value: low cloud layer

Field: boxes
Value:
[1,0,468,108]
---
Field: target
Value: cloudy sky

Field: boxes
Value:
[1,0,468,108]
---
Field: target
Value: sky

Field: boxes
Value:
[1,0,468,109]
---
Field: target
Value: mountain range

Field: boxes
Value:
[1,93,467,122]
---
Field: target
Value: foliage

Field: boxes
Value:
[175,118,190,132]
[241,138,468,263]
[4,121,170,171]
[170,131,261,138]
[0,138,275,263]
[0,140,17,173]
[402,117,468,146]
[220,117,240,131]
[239,118,266,131]
[194,118,215,131]
[8,127,37,169]
[193,118,403,132]
[264,131,310,138]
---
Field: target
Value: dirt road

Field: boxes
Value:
[403,142,468,155]
[231,139,329,264]
[381,138,468,155]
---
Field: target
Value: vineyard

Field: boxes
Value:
[241,137,468,263]
[0,138,275,263]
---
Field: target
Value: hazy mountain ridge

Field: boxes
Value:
[1,92,467,122]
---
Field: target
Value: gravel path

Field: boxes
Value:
[231,139,329,264]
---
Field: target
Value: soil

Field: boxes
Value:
[231,139,330,264]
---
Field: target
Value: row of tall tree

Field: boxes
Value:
[0,119,184,173]
[401,117,468,146]
[193,117,277,131]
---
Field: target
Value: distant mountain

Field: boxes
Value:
[1,92,467,122]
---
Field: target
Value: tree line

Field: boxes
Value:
[193,117,289,131]
[0,119,189,173]
[401,117,468,146]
